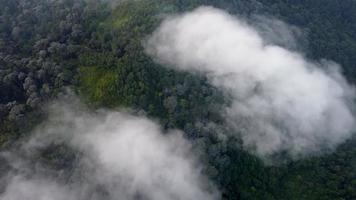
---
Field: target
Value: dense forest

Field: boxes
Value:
[1,0,356,200]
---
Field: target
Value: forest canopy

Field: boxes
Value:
[0,0,356,200]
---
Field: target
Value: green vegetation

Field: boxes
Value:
[79,66,118,106]
[1,0,356,199]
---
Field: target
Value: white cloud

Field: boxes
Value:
[145,6,356,160]
[1,176,77,200]
[0,100,219,200]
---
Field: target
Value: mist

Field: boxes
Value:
[0,99,219,200]
[145,6,356,160]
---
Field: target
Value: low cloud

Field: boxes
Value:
[145,6,356,160]
[0,99,219,200]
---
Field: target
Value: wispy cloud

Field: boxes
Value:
[0,98,219,200]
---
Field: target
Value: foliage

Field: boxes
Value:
[1,0,356,200]
[78,66,119,107]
